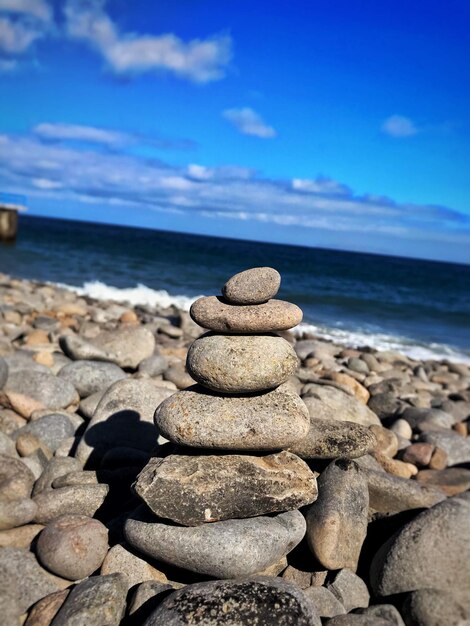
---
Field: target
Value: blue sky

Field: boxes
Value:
[0,0,469,262]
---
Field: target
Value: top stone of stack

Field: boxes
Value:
[222,267,281,304]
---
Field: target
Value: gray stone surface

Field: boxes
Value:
[0,356,7,389]
[402,407,456,430]
[79,389,106,419]
[356,604,405,626]
[125,509,306,579]
[15,414,75,452]
[370,493,470,611]
[37,515,108,580]
[155,384,310,451]
[222,267,281,304]
[4,370,78,412]
[0,453,36,499]
[58,360,126,397]
[101,543,168,590]
[306,460,368,571]
[303,384,380,426]
[0,497,37,530]
[303,586,346,618]
[190,296,303,333]
[0,431,15,456]
[0,523,44,549]
[0,577,21,626]
[326,616,391,625]
[75,378,174,466]
[186,333,298,393]
[420,430,470,466]
[51,573,127,626]
[327,569,370,612]
[288,419,376,459]
[33,457,82,496]
[128,581,175,619]
[138,354,168,377]
[144,577,321,626]
[24,589,69,626]
[401,589,469,626]
[33,484,109,523]
[134,451,318,525]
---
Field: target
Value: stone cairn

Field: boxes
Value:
[125,267,320,581]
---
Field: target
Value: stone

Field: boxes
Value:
[57,360,126,398]
[190,296,303,333]
[0,356,7,388]
[372,452,418,479]
[416,467,470,496]
[0,431,16,456]
[0,524,44,549]
[37,515,108,580]
[155,384,309,451]
[32,457,82,496]
[402,407,456,430]
[326,616,391,625]
[33,484,109,523]
[428,446,448,470]
[401,442,434,467]
[125,509,306,579]
[128,581,176,622]
[303,586,346,618]
[222,267,281,304]
[0,453,36,499]
[50,574,127,626]
[4,370,78,417]
[186,333,298,393]
[15,414,75,452]
[369,425,398,457]
[0,577,22,626]
[134,451,318,525]
[75,378,174,466]
[60,325,155,369]
[0,547,60,613]
[326,372,370,404]
[162,363,195,389]
[356,604,405,626]
[389,418,413,440]
[101,543,168,590]
[420,430,470,466]
[327,568,370,612]
[78,389,105,419]
[144,577,321,626]
[306,460,368,570]
[370,493,470,611]
[24,589,69,626]
[138,354,168,377]
[367,392,401,419]
[302,384,380,426]
[0,497,37,530]
[0,408,27,435]
[288,419,376,459]
[16,432,52,459]
[401,589,469,626]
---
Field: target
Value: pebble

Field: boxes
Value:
[4,370,78,417]
[0,356,7,388]
[0,431,16,456]
[162,363,195,389]
[138,353,168,377]
[100,543,168,590]
[420,430,470,466]
[155,384,310,451]
[288,419,376,459]
[0,497,38,530]
[15,414,75,452]
[33,484,109,524]
[372,451,418,479]
[428,445,448,469]
[401,588,469,626]
[125,509,306,579]
[190,296,303,333]
[186,333,298,393]
[389,418,413,440]
[134,451,318,525]
[0,523,44,549]
[401,442,434,467]
[327,568,370,612]
[369,424,398,457]
[356,604,405,626]
[78,389,105,419]
[222,267,281,304]
[16,432,52,459]
[402,406,456,430]
[0,453,36,499]
[24,589,69,626]
[32,457,82,496]
[325,371,370,404]
[36,515,108,580]
[306,460,368,571]
[302,383,380,426]
[416,467,470,496]
[303,586,346,618]
[144,577,321,626]
[326,616,391,625]
[57,360,126,397]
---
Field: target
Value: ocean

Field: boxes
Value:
[1,215,469,364]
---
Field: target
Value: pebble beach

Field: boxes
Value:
[0,268,469,625]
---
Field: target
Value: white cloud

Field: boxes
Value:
[64,0,232,83]
[382,115,418,138]
[34,122,130,147]
[292,177,350,196]
[223,107,277,138]
[0,0,52,67]
[0,0,52,22]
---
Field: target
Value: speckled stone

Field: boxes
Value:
[0,453,36,499]
[100,543,168,590]
[57,360,126,398]
[33,484,109,524]
[302,384,381,426]
[222,267,281,304]
[288,419,376,459]
[190,296,302,333]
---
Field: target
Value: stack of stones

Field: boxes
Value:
[125,267,319,580]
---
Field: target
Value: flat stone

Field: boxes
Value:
[420,430,470,466]
[33,484,109,523]
[75,378,174,466]
[401,589,469,626]
[15,414,75,452]
[288,419,376,459]
[144,577,321,626]
[222,267,281,304]
[134,451,318,525]
[302,384,380,426]
[4,370,78,417]
[101,543,168,590]
[186,333,298,393]
[0,497,37,530]
[60,325,155,369]
[370,493,470,611]
[306,460,368,570]
[190,296,302,333]
[327,568,370,612]
[58,360,126,397]
[0,523,44,549]
[24,589,69,626]
[37,515,108,580]
[51,573,127,626]
[155,384,310,451]
[33,457,82,496]
[0,453,36,499]
[303,586,346,618]
[125,509,306,579]
[416,467,470,496]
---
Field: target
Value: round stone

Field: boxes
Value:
[186,333,298,393]
[190,296,302,333]
[222,267,281,304]
[37,514,108,580]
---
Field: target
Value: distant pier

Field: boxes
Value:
[0,192,27,241]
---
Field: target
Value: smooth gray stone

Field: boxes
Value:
[125,510,306,579]
[75,378,174,466]
[60,325,155,369]
[401,589,469,626]
[303,586,346,618]
[370,493,470,612]
[134,451,318,525]
[0,453,36,499]
[222,267,281,304]
[33,484,109,523]
[0,432,15,456]
[326,616,391,625]
[306,460,368,571]
[0,547,60,613]
[58,360,126,397]
[15,413,75,452]
[402,407,456,430]
[294,339,340,361]
[155,384,310,451]
[420,430,470,466]
[3,351,50,376]
[288,419,377,459]
[79,389,106,419]
[144,577,321,626]
[138,354,168,377]
[356,604,405,626]
[33,457,82,496]
[128,581,175,620]
[100,543,167,590]
[51,573,127,625]
[0,577,21,626]
[0,357,7,389]
[327,569,370,612]
[186,333,298,393]
[303,384,380,426]
[4,370,78,411]
[0,497,37,530]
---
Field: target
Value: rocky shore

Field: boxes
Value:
[0,268,469,625]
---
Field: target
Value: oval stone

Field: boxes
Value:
[190,297,302,333]
[186,334,298,393]
[222,267,281,304]
[155,384,309,451]
[288,419,377,459]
